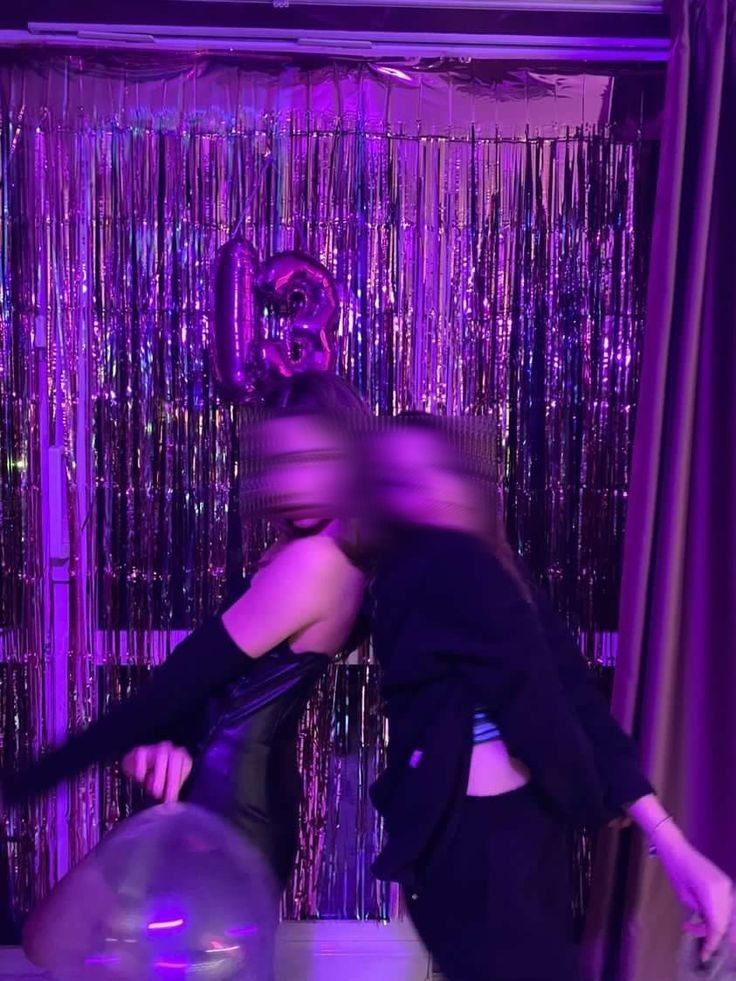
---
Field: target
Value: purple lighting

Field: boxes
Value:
[226,923,257,938]
[147,917,185,932]
[371,65,413,83]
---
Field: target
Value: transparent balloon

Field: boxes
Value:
[46,803,279,980]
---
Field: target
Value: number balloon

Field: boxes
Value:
[256,252,339,377]
[213,237,261,401]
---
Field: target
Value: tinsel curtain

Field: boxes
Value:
[0,51,658,927]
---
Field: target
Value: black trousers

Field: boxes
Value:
[406,785,580,981]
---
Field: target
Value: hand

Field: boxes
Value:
[121,742,193,804]
[654,825,734,963]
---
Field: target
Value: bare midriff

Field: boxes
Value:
[466,739,531,797]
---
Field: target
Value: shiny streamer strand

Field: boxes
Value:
[0,55,656,925]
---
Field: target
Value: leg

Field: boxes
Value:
[407,786,580,981]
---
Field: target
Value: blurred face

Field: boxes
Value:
[371,428,480,529]
[259,415,355,530]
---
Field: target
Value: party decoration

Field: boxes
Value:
[257,252,339,377]
[0,50,658,929]
[43,804,279,980]
[213,244,339,397]
[213,237,261,401]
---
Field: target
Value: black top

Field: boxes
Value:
[369,525,652,885]
[184,644,328,886]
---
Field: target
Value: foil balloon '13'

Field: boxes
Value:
[256,252,339,378]
[213,237,261,401]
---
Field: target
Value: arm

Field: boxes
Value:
[626,795,734,962]
[537,590,733,961]
[534,590,654,811]
[2,537,342,804]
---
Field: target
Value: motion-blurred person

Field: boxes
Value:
[368,413,733,981]
[2,372,369,978]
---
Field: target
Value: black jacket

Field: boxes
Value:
[369,525,652,885]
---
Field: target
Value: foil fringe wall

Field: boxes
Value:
[0,52,657,925]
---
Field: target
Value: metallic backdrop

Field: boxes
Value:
[0,50,660,924]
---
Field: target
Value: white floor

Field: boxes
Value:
[0,920,433,979]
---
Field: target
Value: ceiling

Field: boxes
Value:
[2,1,669,62]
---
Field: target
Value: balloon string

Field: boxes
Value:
[231,152,273,241]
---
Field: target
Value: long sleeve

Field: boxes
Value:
[403,529,609,821]
[2,617,252,804]
[534,590,653,810]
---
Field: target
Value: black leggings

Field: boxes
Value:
[406,785,580,981]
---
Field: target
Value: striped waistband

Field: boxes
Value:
[473,707,501,744]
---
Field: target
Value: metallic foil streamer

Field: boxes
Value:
[0,103,54,924]
[0,50,659,926]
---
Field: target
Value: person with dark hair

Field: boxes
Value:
[368,414,733,981]
[2,371,370,976]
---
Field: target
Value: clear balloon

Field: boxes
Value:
[213,237,261,401]
[256,252,339,377]
[46,803,279,980]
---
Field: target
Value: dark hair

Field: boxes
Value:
[394,411,498,482]
[391,412,533,604]
[261,371,370,422]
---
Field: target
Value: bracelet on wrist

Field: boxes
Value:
[647,814,674,856]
